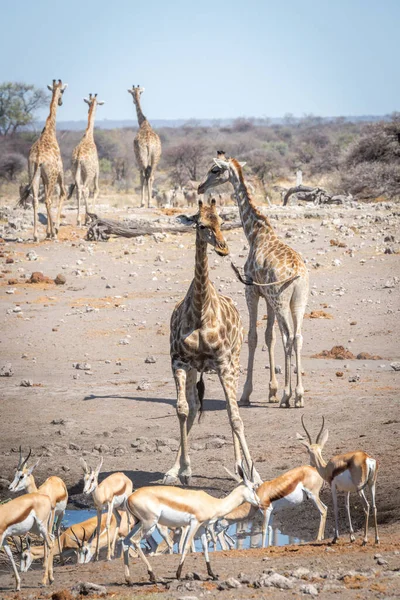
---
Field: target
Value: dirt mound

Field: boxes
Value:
[29,272,54,284]
[305,310,333,319]
[312,345,355,359]
[330,238,347,247]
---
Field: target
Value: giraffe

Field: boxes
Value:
[198,153,309,409]
[127,85,161,208]
[24,79,68,241]
[69,93,104,225]
[164,199,261,486]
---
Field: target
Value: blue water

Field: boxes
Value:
[63,510,299,551]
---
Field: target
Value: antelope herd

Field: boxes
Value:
[1,83,381,592]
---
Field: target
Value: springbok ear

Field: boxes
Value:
[27,459,40,475]
[176,214,196,226]
[96,457,103,474]
[79,457,89,473]
[236,464,244,481]
[26,535,31,548]
[319,429,329,449]
[239,162,246,167]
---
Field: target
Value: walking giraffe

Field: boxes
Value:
[164,199,261,485]
[69,93,104,225]
[128,85,161,208]
[198,153,309,408]
[22,79,68,241]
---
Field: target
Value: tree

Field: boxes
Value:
[0,82,48,136]
[0,152,26,180]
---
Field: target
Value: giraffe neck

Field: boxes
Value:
[84,104,97,139]
[192,230,213,319]
[44,92,59,135]
[134,98,147,127]
[229,168,275,244]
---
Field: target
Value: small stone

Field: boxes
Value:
[0,363,14,377]
[300,583,319,596]
[145,355,156,364]
[0,478,11,490]
[390,362,400,371]
[137,380,150,391]
[223,577,242,589]
[348,374,360,382]
[292,567,311,579]
[71,582,107,596]
[26,251,38,261]
[29,271,53,284]
[275,365,282,374]
[119,338,130,345]
[20,379,33,387]
[206,438,226,449]
[377,557,388,565]
[54,273,66,285]
[74,362,91,371]
[13,306,22,313]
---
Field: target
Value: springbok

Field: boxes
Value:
[80,457,133,560]
[297,416,379,545]
[122,463,261,584]
[218,465,326,548]
[9,447,68,559]
[0,493,54,591]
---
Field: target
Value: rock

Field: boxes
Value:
[54,273,66,285]
[274,365,282,374]
[74,362,91,371]
[119,338,130,345]
[137,380,150,390]
[26,251,38,261]
[157,438,180,451]
[348,374,360,382]
[70,581,107,596]
[390,362,400,371]
[0,363,14,377]
[145,355,156,364]
[206,438,227,449]
[377,557,388,566]
[356,352,382,360]
[256,572,293,589]
[300,583,319,596]
[218,577,242,590]
[29,272,53,284]
[292,567,311,579]
[0,477,11,490]
[20,379,33,387]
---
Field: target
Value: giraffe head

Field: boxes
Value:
[177,199,229,256]
[47,79,68,106]
[83,93,105,111]
[198,151,246,194]
[127,84,145,103]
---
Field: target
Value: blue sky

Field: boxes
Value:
[1,0,399,121]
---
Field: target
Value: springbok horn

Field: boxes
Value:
[301,415,312,444]
[71,527,82,548]
[17,446,23,469]
[250,462,254,482]
[82,527,86,544]
[316,416,326,445]
[21,448,32,469]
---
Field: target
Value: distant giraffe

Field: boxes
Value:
[128,85,161,208]
[198,153,309,408]
[69,94,104,225]
[23,79,68,241]
[164,199,261,486]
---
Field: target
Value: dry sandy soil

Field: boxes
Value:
[0,199,399,598]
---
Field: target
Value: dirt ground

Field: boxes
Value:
[0,199,399,598]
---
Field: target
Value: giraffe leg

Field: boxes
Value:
[147,172,153,208]
[164,368,198,484]
[219,366,262,484]
[31,165,41,242]
[76,181,82,226]
[291,286,307,407]
[140,171,145,208]
[92,172,100,215]
[265,302,279,403]
[55,171,66,235]
[165,367,192,485]
[276,308,294,408]
[44,181,56,239]
[240,286,260,406]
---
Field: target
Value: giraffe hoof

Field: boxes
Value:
[238,398,251,407]
[279,402,290,409]
[350,535,355,543]
[268,396,280,404]
[163,474,179,485]
[179,474,192,486]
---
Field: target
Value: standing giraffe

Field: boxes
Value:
[164,199,261,485]
[69,93,104,225]
[127,85,161,208]
[198,153,309,408]
[23,79,68,241]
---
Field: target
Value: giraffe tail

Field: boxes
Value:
[18,163,42,208]
[67,183,76,199]
[197,372,205,422]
